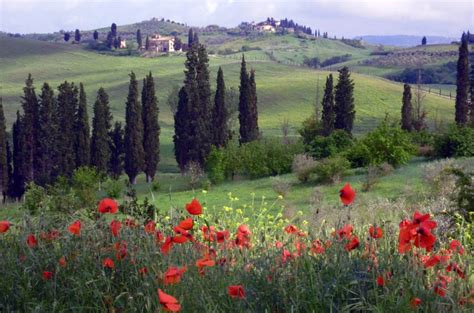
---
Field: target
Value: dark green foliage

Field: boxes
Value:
[307,130,353,159]
[206,146,226,184]
[93,30,98,41]
[37,83,57,185]
[124,72,144,184]
[334,66,355,134]
[64,33,70,42]
[238,55,260,144]
[212,67,229,147]
[0,98,7,197]
[313,156,350,184]
[320,54,351,67]
[136,29,142,48]
[434,125,474,158]
[298,115,323,146]
[197,44,212,142]
[106,32,113,49]
[145,36,149,50]
[174,36,182,51]
[469,51,474,125]
[111,23,117,38]
[193,32,199,46]
[455,32,470,126]
[188,28,194,47]
[345,121,415,167]
[321,74,335,136]
[173,87,189,171]
[56,81,78,178]
[401,84,413,131]
[74,29,81,42]
[108,122,124,180]
[421,36,427,45]
[6,141,13,199]
[90,87,112,174]
[443,167,473,222]
[74,83,90,168]
[21,74,40,183]
[141,72,160,182]
[11,112,25,200]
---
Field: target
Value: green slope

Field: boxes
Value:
[0,36,455,171]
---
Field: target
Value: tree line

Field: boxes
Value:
[0,72,160,202]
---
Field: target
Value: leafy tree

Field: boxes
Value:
[212,67,229,147]
[93,30,99,41]
[37,83,57,185]
[401,84,413,131]
[11,112,25,200]
[421,36,427,45]
[106,32,113,49]
[64,33,70,42]
[455,32,470,126]
[0,98,8,198]
[136,29,142,48]
[21,74,40,183]
[108,122,124,179]
[141,72,160,182]
[334,66,355,134]
[74,29,81,42]
[74,83,90,168]
[90,87,112,174]
[56,81,78,178]
[124,72,144,184]
[321,74,335,136]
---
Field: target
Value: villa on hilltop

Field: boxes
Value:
[145,35,179,53]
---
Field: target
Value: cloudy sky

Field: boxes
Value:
[0,0,472,37]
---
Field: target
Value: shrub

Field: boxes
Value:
[22,183,48,214]
[362,163,393,192]
[345,140,372,168]
[307,130,353,159]
[298,115,323,146]
[434,125,474,158]
[103,178,123,199]
[71,167,100,209]
[271,176,291,197]
[292,154,317,183]
[185,161,204,189]
[206,147,226,184]
[313,156,350,184]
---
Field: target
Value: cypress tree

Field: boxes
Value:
[37,83,57,184]
[193,32,199,46]
[212,67,229,147]
[238,55,251,144]
[11,111,25,200]
[75,29,81,42]
[136,29,142,48]
[321,74,335,136]
[6,140,13,201]
[173,87,190,171]
[197,44,212,147]
[455,32,470,126]
[145,36,150,50]
[106,32,113,49]
[21,74,40,183]
[421,36,427,45]
[247,69,260,141]
[64,33,70,42]
[334,66,355,134]
[401,84,413,131]
[188,28,194,47]
[56,82,78,178]
[93,30,99,41]
[90,87,112,174]
[0,98,8,198]
[74,83,90,167]
[111,23,117,38]
[470,51,474,125]
[108,122,124,179]
[124,72,144,184]
[141,72,160,182]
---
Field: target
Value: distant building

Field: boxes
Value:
[119,39,127,49]
[255,23,276,33]
[147,34,179,52]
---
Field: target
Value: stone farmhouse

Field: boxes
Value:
[146,35,178,53]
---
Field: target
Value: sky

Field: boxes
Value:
[0,0,472,37]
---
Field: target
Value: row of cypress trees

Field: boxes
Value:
[455,32,474,126]
[0,72,160,201]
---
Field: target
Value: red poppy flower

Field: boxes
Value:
[102,258,115,269]
[339,183,356,205]
[58,256,67,268]
[228,285,245,299]
[275,241,283,249]
[433,275,450,297]
[172,235,188,244]
[68,220,82,236]
[110,219,122,237]
[446,262,465,279]
[139,266,148,275]
[196,257,215,269]
[412,211,437,230]
[310,240,325,254]
[284,225,298,234]
[40,229,60,241]
[98,198,118,214]
[281,249,296,264]
[158,289,181,312]
[345,235,360,251]
[178,218,193,230]
[155,230,164,244]
[336,224,353,240]
[216,230,230,243]
[376,275,384,287]
[235,225,252,249]
[26,234,38,248]
[398,212,437,253]
[161,236,174,255]
[42,271,53,280]
[413,226,436,252]
[410,297,421,309]
[185,198,202,215]
[449,239,464,255]
[422,255,441,268]
[0,221,10,233]
[164,266,187,285]
[369,226,383,239]
[124,218,136,228]
[144,221,156,234]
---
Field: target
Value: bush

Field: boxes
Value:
[103,178,123,199]
[313,156,350,184]
[271,176,291,197]
[434,125,474,158]
[71,167,100,209]
[22,183,48,214]
[298,115,323,146]
[292,154,317,183]
[206,147,226,184]
[307,130,353,159]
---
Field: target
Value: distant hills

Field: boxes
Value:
[355,35,457,47]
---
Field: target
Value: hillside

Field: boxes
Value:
[357,35,457,47]
[0,36,455,170]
